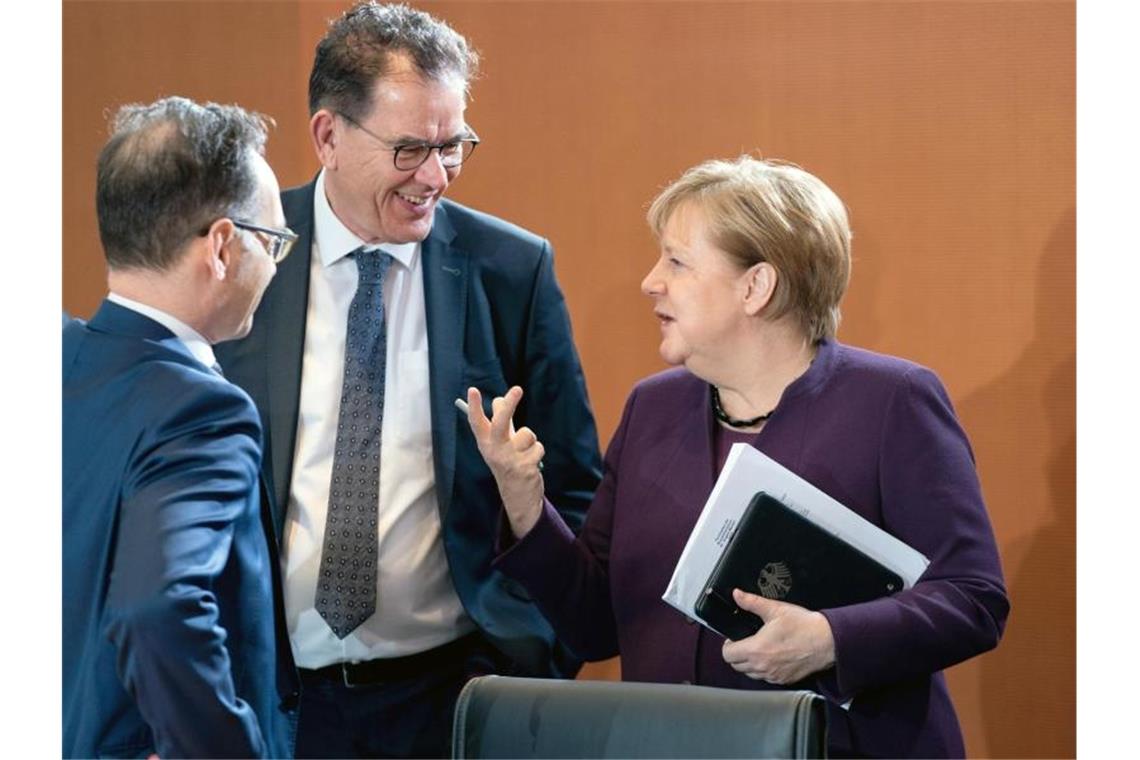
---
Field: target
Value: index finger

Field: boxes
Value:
[465,386,492,435]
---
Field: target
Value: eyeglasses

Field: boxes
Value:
[232,220,298,264]
[338,112,479,171]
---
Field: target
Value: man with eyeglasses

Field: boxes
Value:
[213,3,602,758]
[63,96,299,758]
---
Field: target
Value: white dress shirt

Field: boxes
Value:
[107,292,219,372]
[283,171,473,668]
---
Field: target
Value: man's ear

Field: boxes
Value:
[743,262,777,316]
[202,218,238,281]
[310,110,339,170]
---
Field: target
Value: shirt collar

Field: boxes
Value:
[106,292,218,371]
[313,169,419,271]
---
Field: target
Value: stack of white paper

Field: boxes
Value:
[662,443,930,626]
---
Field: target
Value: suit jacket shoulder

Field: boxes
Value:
[438,198,547,248]
[67,319,261,444]
[829,341,936,388]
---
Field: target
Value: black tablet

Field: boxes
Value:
[694,491,904,641]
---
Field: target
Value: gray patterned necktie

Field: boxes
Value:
[315,247,392,639]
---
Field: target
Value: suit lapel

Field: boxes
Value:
[421,203,466,520]
[672,380,719,517]
[697,382,718,488]
[263,182,317,526]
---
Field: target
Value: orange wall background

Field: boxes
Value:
[62,2,1075,757]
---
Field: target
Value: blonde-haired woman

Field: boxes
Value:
[464,157,1008,758]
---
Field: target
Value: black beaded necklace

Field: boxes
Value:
[710,385,774,429]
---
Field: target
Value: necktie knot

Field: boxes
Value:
[353,248,392,284]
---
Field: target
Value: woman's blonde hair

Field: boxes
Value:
[647,156,852,342]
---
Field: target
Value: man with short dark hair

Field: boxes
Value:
[63,96,300,759]
[214,2,603,757]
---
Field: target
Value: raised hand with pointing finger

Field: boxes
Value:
[463,386,546,537]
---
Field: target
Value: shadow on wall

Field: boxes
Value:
[958,209,1076,758]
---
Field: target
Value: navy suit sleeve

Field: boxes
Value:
[516,242,602,533]
[820,366,1009,698]
[104,380,268,759]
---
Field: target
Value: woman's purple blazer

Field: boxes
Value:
[496,338,1008,758]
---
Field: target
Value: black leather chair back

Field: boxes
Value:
[451,676,827,758]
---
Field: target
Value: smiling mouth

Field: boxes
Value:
[396,191,433,207]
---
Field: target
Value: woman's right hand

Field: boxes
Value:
[463,385,546,537]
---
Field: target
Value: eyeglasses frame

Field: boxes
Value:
[336,111,480,171]
[231,219,298,264]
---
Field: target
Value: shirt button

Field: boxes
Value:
[684,616,697,625]
[681,679,692,685]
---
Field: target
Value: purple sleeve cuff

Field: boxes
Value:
[494,499,576,583]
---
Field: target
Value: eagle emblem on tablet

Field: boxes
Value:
[757,561,793,599]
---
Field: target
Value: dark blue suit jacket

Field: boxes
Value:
[63,301,298,759]
[214,181,603,676]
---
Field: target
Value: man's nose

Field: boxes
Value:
[414,149,450,188]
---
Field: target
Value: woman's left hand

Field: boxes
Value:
[721,588,837,684]
[463,386,546,537]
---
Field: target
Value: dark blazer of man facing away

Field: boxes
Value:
[63,96,300,759]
